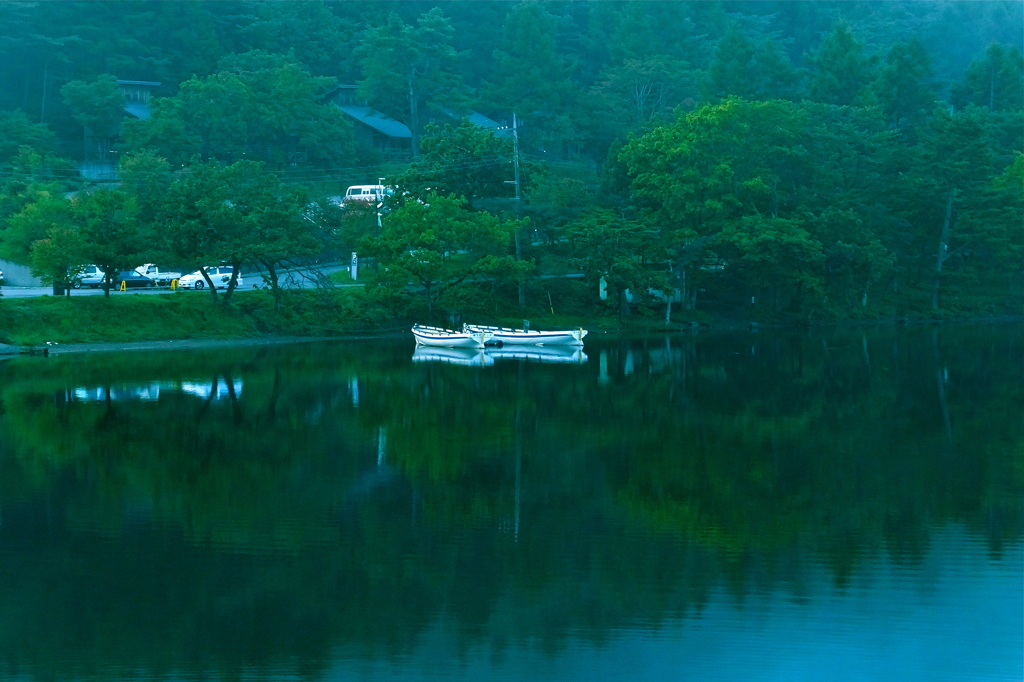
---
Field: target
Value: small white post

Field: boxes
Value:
[350,252,358,280]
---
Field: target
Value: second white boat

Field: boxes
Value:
[412,324,493,348]
[463,324,587,346]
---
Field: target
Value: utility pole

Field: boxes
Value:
[511,114,525,311]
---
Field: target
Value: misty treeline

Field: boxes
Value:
[0,1,1020,318]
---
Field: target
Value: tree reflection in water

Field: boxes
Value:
[0,325,1019,679]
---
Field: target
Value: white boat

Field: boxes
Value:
[412,324,493,348]
[463,324,587,346]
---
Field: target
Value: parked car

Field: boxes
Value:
[135,264,182,286]
[112,270,157,289]
[72,265,105,288]
[177,266,243,290]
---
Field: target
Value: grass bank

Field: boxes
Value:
[0,289,391,346]
[1,275,1020,348]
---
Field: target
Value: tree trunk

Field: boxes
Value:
[931,187,955,311]
[408,76,419,157]
[263,260,281,312]
[201,270,219,305]
[220,263,241,308]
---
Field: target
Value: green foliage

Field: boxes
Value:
[483,2,580,153]
[0,110,59,163]
[59,74,125,137]
[704,26,801,102]
[29,223,87,291]
[356,9,465,155]
[2,193,74,263]
[121,51,354,168]
[717,215,825,312]
[950,43,1024,112]
[873,36,938,133]
[395,121,518,204]
[161,159,315,307]
[72,189,145,295]
[0,2,1019,321]
[361,194,522,314]
[0,145,79,244]
[807,22,876,106]
[566,209,668,317]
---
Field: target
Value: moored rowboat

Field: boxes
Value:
[463,324,587,346]
[412,324,493,348]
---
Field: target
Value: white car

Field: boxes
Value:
[177,266,243,290]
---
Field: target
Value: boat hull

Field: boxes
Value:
[465,325,587,346]
[412,325,492,348]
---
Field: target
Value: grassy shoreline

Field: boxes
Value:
[1,287,1020,349]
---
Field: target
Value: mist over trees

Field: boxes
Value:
[0,1,1020,318]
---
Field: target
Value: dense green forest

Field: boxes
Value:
[0,1,1021,322]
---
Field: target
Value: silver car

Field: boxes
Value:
[73,265,106,289]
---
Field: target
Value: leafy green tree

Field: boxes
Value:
[950,43,1024,112]
[356,9,465,157]
[621,98,907,312]
[362,195,522,314]
[717,215,825,313]
[873,36,937,133]
[566,209,668,319]
[1,193,72,263]
[59,74,125,138]
[162,160,314,307]
[238,0,358,78]
[29,223,87,295]
[590,57,696,137]
[984,154,1024,294]
[812,210,895,308]
[117,150,174,230]
[72,189,144,296]
[915,105,1001,309]
[622,98,810,231]
[807,23,876,106]
[483,2,580,154]
[395,121,518,206]
[0,110,59,163]
[121,51,354,168]
[0,147,79,239]
[704,26,801,102]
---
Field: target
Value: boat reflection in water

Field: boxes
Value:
[412,345,587,366]
[412,347,493,367]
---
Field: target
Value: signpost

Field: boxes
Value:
[350,252,358,281]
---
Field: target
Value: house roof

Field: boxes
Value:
[337,105,411,138]
[466,111,512,137]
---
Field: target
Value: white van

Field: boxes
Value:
[342,185,393,204]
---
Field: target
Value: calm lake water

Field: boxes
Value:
[0,325,1020,681]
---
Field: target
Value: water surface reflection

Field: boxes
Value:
[0,325,1019,681]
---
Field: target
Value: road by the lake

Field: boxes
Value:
[1,265,353,298]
